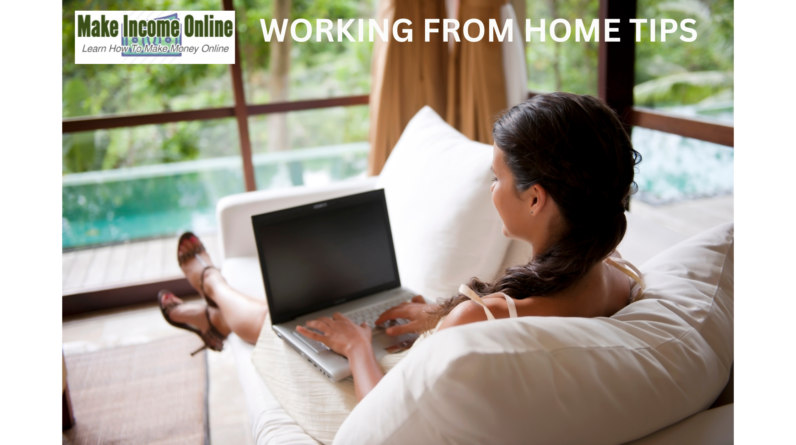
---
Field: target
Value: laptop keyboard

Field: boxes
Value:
[293,295,411,354]
[343,296,411,330]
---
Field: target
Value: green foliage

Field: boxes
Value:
[63,0,373,174]
[525,0,601,95]
[635,0,734,107]
[62,0,734,247]
[524,0,734,108]
[63,0,233,174]
[63,78,105,173]
[634,70,733,105]
[235,0,372,105]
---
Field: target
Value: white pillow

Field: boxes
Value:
[376,106,511,301]
[334,223,734,445]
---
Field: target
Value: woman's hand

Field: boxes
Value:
[375,295,435,336]
[296,313,372,358]
[297,313,384,402]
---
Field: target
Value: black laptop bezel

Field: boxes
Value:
[251,189,402,325]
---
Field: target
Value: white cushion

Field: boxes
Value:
[334,223,734,444]
[228,334,320,445]
[626,404,734,445]
[376,106,512,301]
[222,260,321,445]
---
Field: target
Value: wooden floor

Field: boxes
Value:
[629,194,734,237]
[62,234,222,295]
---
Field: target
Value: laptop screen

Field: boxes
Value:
[252,189,401,325]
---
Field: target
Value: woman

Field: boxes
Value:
[159,92,643,402]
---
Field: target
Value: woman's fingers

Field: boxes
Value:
[305,320,330,334]
[375,306,407,325]
[332,312,355,324]
[296,326,325,342]
[385,320,420,336]
[411,295,425,303]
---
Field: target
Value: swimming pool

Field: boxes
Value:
[62,144,369,249]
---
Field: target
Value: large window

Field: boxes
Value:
[63,0,734,251]
[62,0,373,250]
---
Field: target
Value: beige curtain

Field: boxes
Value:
[446,0,508,145]
[368,0,449,176]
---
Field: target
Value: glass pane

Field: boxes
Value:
[62,0,234,118]
[235,0,374,104]
[632,127,733,204]
[248,105,369,189]
[635,0,734,123]
[62,119,244,249]
[524,0,600,95]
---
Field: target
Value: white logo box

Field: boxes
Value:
[75,11,236,64]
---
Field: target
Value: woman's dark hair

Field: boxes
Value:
[425,92,641,329]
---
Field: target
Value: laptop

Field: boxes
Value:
[251,189,419,381]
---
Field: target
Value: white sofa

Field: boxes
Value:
[216,178,732,444]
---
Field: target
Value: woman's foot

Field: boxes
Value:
[159,291,231,352]
[177,233,224,307]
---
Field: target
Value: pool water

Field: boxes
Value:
[62,146,369,249]
[632,127,733,205]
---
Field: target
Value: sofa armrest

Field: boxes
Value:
[216,178,379,260]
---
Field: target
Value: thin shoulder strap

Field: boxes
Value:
[459,285,496,320]
[605,257,646,298]
[458,285,518,319]
[504,294,518,318]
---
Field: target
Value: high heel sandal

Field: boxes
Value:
[177,232,220,308]
[158,290,226,355]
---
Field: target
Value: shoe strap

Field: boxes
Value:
[202,307,227,351]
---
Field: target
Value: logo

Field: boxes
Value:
[121,13,182,57]
[75,11,235,64]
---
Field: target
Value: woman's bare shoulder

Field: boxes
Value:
[437,300,489,331]
[437,295,517,331]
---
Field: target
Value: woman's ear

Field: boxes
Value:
[522,184,547,216]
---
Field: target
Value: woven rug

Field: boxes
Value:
[63,334,209,445]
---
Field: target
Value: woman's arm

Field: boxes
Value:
[296,313,385,402]
[345,340,386,401]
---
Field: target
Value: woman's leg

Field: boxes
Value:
[165,295,232,339]
[179,237,268,344]
[202,270,268,344]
